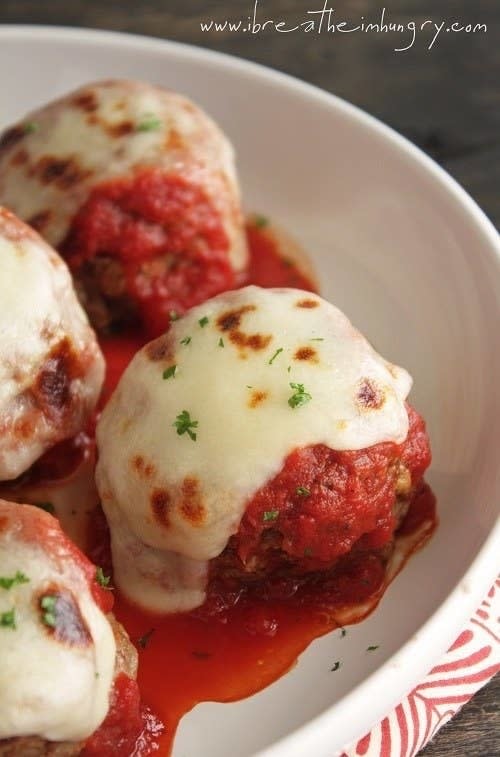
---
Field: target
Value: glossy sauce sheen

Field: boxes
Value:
[96,224,436,755]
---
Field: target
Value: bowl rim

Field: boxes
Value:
[0,24,499,757]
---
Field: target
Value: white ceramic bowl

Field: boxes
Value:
[0,25,499,757]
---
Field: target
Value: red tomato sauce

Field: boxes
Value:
[61,169,235,338]
[90,224,437,754]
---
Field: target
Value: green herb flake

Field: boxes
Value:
[288,382,312,409]
[180,336,192,346]
[0,571,30,590]
[263,510,279,523]
[330,661,341,672]
[254,214,269,228]
[218,337,224,348]
[162,364,178,380]
[136,114,162,132]
[23,121,38,134]
[169,310,180,321]
[198,316,209,328]
[296,486,310,497]
[303,547,313,558]
[137,628,155,649]
[0,609,16,629]
[367,645,379,652]
[173,410,198,441]
[95,567,111,589]
[268,347,283,365]
[311,338,324,342]
[34,502,55,514]
[40,595,58,628]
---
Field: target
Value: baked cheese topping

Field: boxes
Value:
[0,500,116,742]
[0,79,247,271]
[0,208,104,480]
[96,286,412,613]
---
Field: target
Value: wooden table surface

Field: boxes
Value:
[0,1,498,754]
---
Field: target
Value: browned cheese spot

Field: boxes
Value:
[151,488,171,527]
[0,125,26,154]
[13,416,34,439]
[37,586,92,647]
[10,148,29,167]
[357,378,385,410]
[106,120,134,138]
[296,298,319,309]
[248,390,268,408]
[31,155,92,190]
[31,337,81,420]
[180,477,206,526]
[294,346,318,363]
[27,209,52,233]
[145,334,174,363]
[131,455,156,479]
[166,129,185,151]
[72,90,99,112]
[216,305,272,355]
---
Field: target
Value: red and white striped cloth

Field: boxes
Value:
[342,578,500,756]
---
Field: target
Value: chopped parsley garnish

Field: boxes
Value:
[180,336,191,346]
[169,310,180,321]
[296,486,310,497]
[268,347,283,365]
[136,114,162,132]
[330,661,341,672]
[287,366,291,373]
[40,595,57,628]
[137,628,155,649]
[173,410,198,441]
[367,645,379,652]
[340,627,347,638]
[34,502,55,514]
[198,316,209,328]
[218,337,224,348]
[162,364,178,380]
[254,214,269,228]
[263,510,279,522]
[303,547,313,557]
[311,338,324,342]
[95,567,111,589]
[23,121,38,134]
[0,571,29,590]
[0,609,16,629]
[288,382,312,409]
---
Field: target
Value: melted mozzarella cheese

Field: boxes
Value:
[0,79,247,271]
[0,502,116,742]
[0,208,104,480]
[96,286,412,613]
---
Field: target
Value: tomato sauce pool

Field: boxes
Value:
[96,223,437,755]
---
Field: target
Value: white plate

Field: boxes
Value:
[0,25,499,757]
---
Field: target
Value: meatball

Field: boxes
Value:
[0,208,104,481]
[0,500,139,756]
[95,286,429,614]
[0,80,248,336]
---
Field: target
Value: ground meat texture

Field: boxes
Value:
[62,169,234,337]
[230,404,430,574]
[0,739,82,757]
